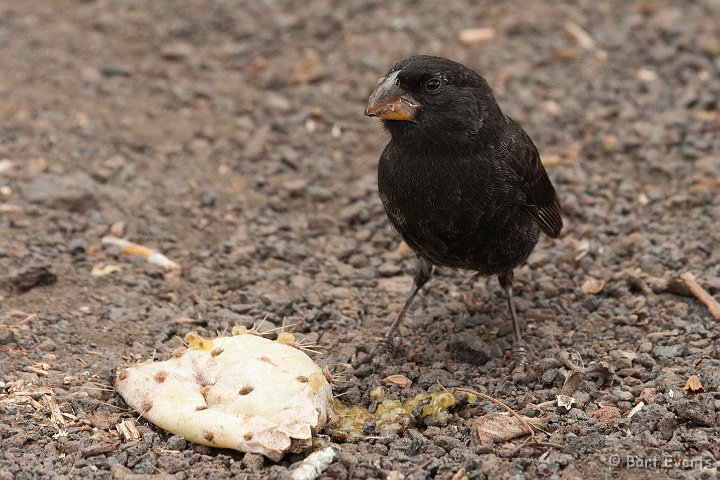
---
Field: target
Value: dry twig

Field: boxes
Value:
[0,314,37,333]
[624,268,689,296]
[629,269,720,320]
[680,272,720,320]
[42,395,67,432]
[116,419,141,441]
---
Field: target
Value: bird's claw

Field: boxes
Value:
[509,343,529,379]
[374,337,397,356]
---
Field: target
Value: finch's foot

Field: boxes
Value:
[373,336,398,357]
[509,343,529,379]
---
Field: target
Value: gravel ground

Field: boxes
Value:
[1,1,719,479]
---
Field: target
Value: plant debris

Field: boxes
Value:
[684,375,704,394]
[626,401,645,419]
[382,374,413,388]
[329,391,456,440]
[291,447,338,480]
[557,394,575,411]
[564,22,595,50]
[559,370,584,397]
[115,419,141,441]
[91,264,122,277]
[472,413,549,445]
[115,330,334,460]
[558,352,614,388]
[626,269,720,320]
[453,387,538,441]
[102,236,181,277]
[457,28,496,44]
[580,277,605,294]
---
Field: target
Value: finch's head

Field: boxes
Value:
[365,55,502,144]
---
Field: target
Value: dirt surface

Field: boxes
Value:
[1,0,719,479]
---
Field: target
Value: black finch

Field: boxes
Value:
[365,55,562,372]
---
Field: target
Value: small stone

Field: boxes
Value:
[0,159,14,174]
[110,464,134,478]
[307,185,332,201]
[629,403,668,434]
[67,238,86,257]
[0,330,17,346]
[266,94,292,112]
[451,336,492,366]
[329,287,352,299]
[292,49,325,84]
[636,68,657,82]
[242,452,264,470]
[290,275,313,289]
[348,254,368,268]
[161,42,194,61]
[9,265,57,293]
[157,455,188,474]
[674,398,716,427]
[81,441,120,458]
[433,435,464,452]
[652,344,686,358]
[527,250,551,268]
[377,263,402,277]
[282,179,307,196]
[542,368,558,385]
[573,391,590,407]
[101,65,132,77]
[565,408,585,420]
[38,338,57,352]
[110,221,126,237]
[200,191,217,208]
[581,277,605,294]
[165,435,187,451]
[588,406,622,425]
[697,359,720,390]
[378,277,411,294]
[21,173,97,212]
[339,202,368,223]
[80,66,103,83]
[656,412,677,440]
[616,390,634,402]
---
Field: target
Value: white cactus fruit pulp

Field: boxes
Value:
[115,332,334,460]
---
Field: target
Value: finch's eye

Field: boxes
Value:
[425,78,441,93]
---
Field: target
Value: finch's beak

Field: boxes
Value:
[364,71,420,122]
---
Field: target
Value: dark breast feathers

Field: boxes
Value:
[378,117,561,276]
